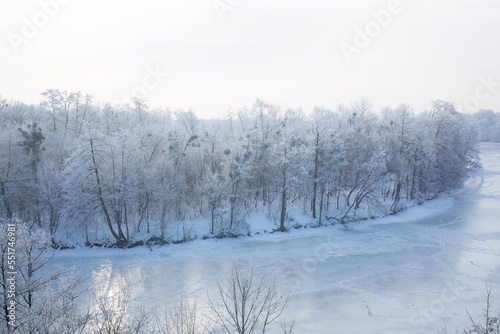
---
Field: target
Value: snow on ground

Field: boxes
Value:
[47,142,500,333]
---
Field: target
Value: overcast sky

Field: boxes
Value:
[1,0,499,118]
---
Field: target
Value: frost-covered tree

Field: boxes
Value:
[308,107,338,223]
[62,130,128,247]
[0,220,87,333]
[0,92,481,245]
[472,109,500,142]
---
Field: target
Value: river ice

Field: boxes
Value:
[49,143,500,333]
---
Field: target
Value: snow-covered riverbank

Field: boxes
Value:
[48,143,500,333]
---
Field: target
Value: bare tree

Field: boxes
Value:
[208,265,288,334]
[90,287,151,334]
[152,298,202,334]
[464,285,500,334]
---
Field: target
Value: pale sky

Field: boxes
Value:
[1,0,499,118]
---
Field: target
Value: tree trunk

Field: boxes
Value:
[390,181,402,213]
[90,139,126,247]
[160,201,167,239]
[279,151,287,232]
[336,189,340,211]
[318,185,325,225]
[230,177,238,230]
[0,182,12,219]
[211,209,215,234]
[85,225,90,245]
[124,205,129,240]
[312,135,319,218]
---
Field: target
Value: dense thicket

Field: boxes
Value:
[0,92,480,246]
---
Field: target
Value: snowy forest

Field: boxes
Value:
[0,91,481,247]
[472,109,500,142]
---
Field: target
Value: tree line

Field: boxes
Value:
[0,91,480,246]
[471,109,500,142]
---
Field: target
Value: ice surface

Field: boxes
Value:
[48,143,500,333]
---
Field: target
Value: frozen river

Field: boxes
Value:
[52,143,500,333]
